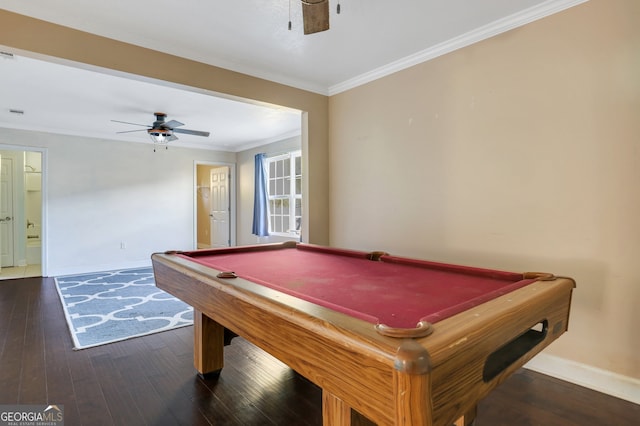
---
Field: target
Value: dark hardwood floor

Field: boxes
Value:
[1,276,638,425]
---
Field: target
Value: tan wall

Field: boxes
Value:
[329,0,639,379]
[0,10,329,246]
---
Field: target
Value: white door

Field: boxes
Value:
[210,167,230,247]
[0,156,15,267]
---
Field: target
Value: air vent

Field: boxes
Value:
[0,51,15,59]
[9,109,25,115]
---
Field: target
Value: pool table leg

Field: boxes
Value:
[322,391,352,425]
[193,309,224,377]
[453,406,477,426]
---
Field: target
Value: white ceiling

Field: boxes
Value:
[0,0,584,151]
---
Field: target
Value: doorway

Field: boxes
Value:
[0,148,44,279]
[195,162,236,249]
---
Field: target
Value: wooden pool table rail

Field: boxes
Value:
[151,246,574,426]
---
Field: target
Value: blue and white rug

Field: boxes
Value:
[54,267,193,350]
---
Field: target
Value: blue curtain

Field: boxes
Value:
[252,153,270,237]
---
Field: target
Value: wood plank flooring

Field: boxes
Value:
[1,277,638,425]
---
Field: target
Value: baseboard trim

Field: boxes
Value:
[525,353,640,405]
[49,260,152,278]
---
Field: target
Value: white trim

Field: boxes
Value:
[265,150,302,237]
[48,259,152,278]
[193,161,237,248]
[230,129,302,153]
[328,0,589,95]
[525,353,640,405]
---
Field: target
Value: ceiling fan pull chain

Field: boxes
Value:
[337,1,341,14]
[288,0,292,30]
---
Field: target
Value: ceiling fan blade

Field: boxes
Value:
[173,128,210,137]
[168,133,179,142]
[111,119,150,127]
[116,129,148,134]
[164,120,184,128]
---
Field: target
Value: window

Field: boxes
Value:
[266,151,302,236]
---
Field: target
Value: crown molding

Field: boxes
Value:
[328,0,589,96]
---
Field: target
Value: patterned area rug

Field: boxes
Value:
[54,267,193,350]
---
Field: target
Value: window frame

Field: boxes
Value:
[266,150,302,237]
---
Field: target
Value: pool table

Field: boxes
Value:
[151,241,575,426]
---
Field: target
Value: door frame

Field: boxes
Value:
[0,144,47,277]
[209,165,231,248]
[0,152,17,267]
[194,161,236,249]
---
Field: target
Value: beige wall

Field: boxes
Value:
[329,0,639,380]
[0,10,329,246]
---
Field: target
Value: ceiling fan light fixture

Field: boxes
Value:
[113,112,208,150]
[148,128,171,144]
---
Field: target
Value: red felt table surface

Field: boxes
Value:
[181,245,534,329]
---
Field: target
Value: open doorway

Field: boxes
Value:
[195,162,236,249]
[0,148,44,279]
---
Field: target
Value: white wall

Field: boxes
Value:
[0,127,235,276]
[236,136,302,246]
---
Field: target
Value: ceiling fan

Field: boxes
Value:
[111,112,210,148]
